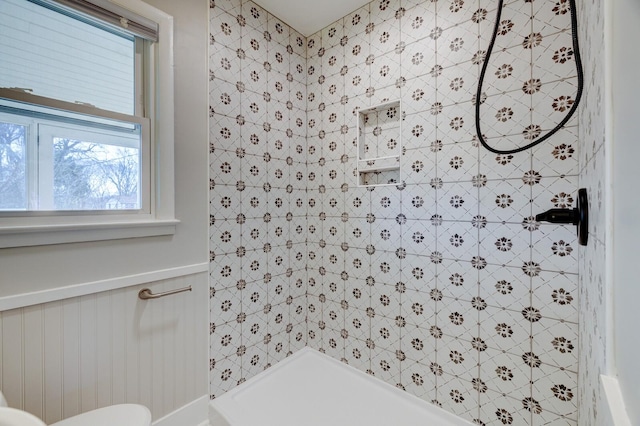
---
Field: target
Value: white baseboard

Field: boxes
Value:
[153,395,209,426]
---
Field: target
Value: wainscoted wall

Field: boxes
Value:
[0,0,210,422]
[576,0,609,425]
[304,0,580,425]
[0,273,208,424]
[208,0,308,397]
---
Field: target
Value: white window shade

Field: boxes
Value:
[0,0,136,115]
[32,0,159,41]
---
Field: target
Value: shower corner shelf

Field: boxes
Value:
[356,99,402,187]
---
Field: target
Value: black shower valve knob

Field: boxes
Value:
[534,188,588,246]
[535,208,578,225]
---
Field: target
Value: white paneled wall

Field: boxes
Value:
[0,272,208,424]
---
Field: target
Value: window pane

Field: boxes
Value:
[52,138,140,211]
[0,0,135,115]
[0,121,26,210]
[0,101,144,213]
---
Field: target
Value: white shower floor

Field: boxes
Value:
[209,348,473,426]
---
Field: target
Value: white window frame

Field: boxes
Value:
[0,0,176,248]
[37,121,149,212]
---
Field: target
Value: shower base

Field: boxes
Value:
[209,347,473,426]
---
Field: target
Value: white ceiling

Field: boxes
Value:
[252,0,372,37]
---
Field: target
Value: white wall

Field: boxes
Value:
[0,0,209,299]
[611,0,640,422]
[0,274,208,423]
[0,0,210,422]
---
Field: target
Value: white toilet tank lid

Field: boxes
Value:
[49,404,151,426]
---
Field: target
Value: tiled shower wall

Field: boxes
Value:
[576,0,608,425]
[305,0,580,425]
[208,0,308,397]
[209,0,584,423]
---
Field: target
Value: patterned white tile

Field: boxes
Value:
[480,347,532,397]
[437,374,480,420]
[479,178,532,223]
[209,0,585,423]
[478,390,532,426]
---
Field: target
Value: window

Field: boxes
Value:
[0,113,145,211]
[0,0,176,247]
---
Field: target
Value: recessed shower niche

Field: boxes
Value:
[356,100,402,187]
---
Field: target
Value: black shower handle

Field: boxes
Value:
[535,188,588,246]
[535,208,579,225]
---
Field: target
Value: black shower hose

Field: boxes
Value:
[474,0,584,155]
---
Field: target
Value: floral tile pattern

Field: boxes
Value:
[209,0,308,398]
[306,1,580,424]
[210,0,585,424]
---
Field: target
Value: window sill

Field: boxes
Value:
[0,219,179,248]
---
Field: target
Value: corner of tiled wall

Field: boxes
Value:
[208,0,308,399]
[210,0,585,424]
[576,0,608,424]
